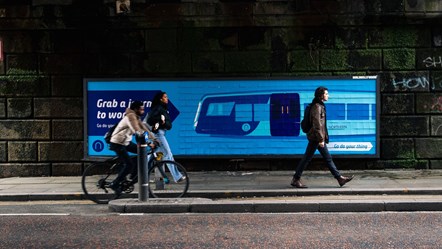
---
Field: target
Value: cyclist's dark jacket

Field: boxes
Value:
[147,102,172,132]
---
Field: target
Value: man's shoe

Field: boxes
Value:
[290,178,308,188]
[337,175,354,187]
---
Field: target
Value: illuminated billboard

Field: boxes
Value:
[84,76,379,158]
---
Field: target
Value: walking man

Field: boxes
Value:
[291,86,354,188]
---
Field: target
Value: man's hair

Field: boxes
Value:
[130,100,144,110]
[314,86,328,99]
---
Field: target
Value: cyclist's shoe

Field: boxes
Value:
[163,177,170,184]
[177,176,187,183]
[109,182,122,197]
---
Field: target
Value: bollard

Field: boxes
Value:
[136,133,149,202]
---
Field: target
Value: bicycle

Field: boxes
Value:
[81,147,189,204]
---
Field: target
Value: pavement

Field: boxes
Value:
[1,170,442,213]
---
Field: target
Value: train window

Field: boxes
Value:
[347,104,369,120]
[235,104,253,122]
[206,102,234,116]
[254,103,268,121]
[371,104,376,120]
[326,104,345,120]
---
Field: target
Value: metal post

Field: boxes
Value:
[136,134,149,202]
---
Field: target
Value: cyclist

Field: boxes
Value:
[108,100,156,196]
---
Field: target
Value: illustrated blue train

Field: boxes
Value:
[193,91,376,137]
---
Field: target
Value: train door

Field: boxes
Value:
[270,93,300,136]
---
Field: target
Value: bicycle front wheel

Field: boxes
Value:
[148,160,189,198]
[81,161,119,204]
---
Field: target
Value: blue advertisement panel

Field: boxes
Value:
[84,77,379,158]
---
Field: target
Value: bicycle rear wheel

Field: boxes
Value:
[81,161,119,204]
[147,160,189,198]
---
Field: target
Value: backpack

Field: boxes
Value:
[300,104,312,133]
[103,122,119,144]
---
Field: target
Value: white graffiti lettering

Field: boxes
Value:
[423,56,442,68]
[392,76,430,89]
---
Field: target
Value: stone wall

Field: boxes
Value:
[0,0,442,176]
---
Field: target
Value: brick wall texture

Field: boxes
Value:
[1,0,442,176]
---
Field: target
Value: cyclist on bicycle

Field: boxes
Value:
[108,100,156,196]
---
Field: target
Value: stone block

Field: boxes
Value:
[289,50,318,72]
[84,30,144,52]
[0,163,50,178]
[181,28,231,51]
[431,27,442,47]
[39,54,98,74]
[51,163,82,176]
[381,93,414,114]
[51,30,83,53]
[383,49,415,70]
[7,98,32,118]
[272,27,334,50]
[52,119,83,140]
[380,0,404,13]
[0,77,50,97]
[369,26,429,48]
[238,27,271,50]
[405,0,426,12]
[426,0,442,11]
[431,116,442,136]
[192,52,224,73]
[430,160,442,169]
[381,138,414,159]
[99,54,131,75]
[367,160,428,169]
[430,71,442,91]
[379,71,430,92]
[0,120,50,139]
[335,28,368,49]
[416,93,442,113]
[225,51,271,72]
[32,0,73,5]
[142,52,192,73]
[38,141,83,161]
[415,138,442,158]
[0,98,5,117]
[6,54,38,74]
[380,116,429,136]
[146,29,177,51]
[416,48,442,70]
[34,98,83,118]
[320,49,381,71]
[51,76,83,97]
[7,141,37,162]
[0,142,6,162]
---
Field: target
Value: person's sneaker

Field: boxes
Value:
[177,176,187,183]
[164,177,170,184]
[109,182,122,197]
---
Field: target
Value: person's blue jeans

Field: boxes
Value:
[294,140,341,179]
[152,129,183,182]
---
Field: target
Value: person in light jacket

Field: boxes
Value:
[109,100,155,195]
[291,86,354,188]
